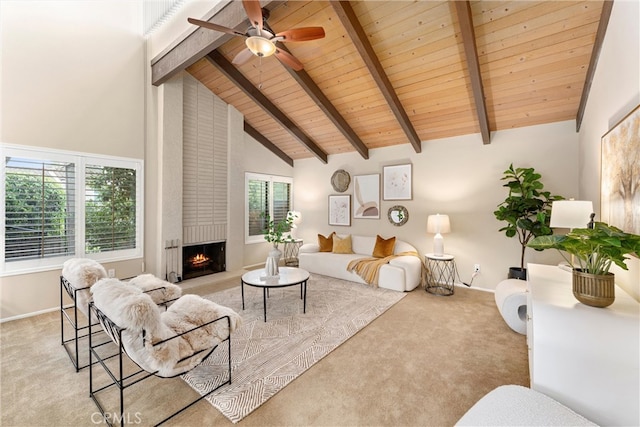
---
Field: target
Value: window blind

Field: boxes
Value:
[248,178,269,237]
[245,173,293,243]
[272,181,291,225]
[4,156,76,260]
[85,164,137,253]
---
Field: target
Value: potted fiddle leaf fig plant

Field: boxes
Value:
[528,222,640,307]
[494,164,564,280]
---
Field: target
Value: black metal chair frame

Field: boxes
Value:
[88,301,232,426]
[61,275,183,372]
[60,275,100,371]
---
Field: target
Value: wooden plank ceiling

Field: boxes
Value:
[154,0,609,163]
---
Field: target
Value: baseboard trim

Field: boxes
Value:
[1,306,59,324]
[455,282,495,293]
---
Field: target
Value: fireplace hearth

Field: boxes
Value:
[182,242,225,280]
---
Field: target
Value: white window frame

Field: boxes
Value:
[245,172,293,244]
[1,144,144,276]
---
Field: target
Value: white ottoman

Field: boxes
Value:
[495,279,527,335]
[456,385,596,426]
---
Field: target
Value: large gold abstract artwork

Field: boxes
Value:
[601,104,640,234]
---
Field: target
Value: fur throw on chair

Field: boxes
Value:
[127,274,182,304]
[91,278,242,377]
[62,258,108,317]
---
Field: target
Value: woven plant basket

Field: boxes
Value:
[572,269,615,308]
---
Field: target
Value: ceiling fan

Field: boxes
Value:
[188,0,325,71]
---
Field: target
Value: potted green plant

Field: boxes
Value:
[528,222,640,307]
[494,164,564,280]
[262,213,296,275]
[262,213,296,248]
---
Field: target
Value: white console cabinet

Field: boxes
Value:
[527,263,639,426]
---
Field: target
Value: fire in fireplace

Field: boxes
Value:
[182,242,225,280]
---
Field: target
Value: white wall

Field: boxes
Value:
[578,0,640,300]
[294,121,579,291]
[0,1,145,319]
[1,1,144,156]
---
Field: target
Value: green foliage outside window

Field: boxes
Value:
[4,172,71,259]
[85,166,136,253]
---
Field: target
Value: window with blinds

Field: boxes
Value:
[245,173,293,244]
[272,181,291,225]
[85,165,137,253]
[2,145,143,274]
[4,157,76,260]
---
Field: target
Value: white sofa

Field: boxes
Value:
[456,385,596,426]
[298,235,421,292]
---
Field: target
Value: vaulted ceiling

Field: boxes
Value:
[151,0,611,165]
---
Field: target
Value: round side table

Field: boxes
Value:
[284,239,303,266]
[425,253,456,296]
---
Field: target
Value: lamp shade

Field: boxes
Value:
[427,214,451,234]
[245,36,276,57]
[550,200,593,229]
[287,211,302,226]
[287,211,301,239]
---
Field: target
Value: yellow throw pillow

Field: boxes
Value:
[318,232,335,252]
[332,234,354,254]
[373,235,396,258]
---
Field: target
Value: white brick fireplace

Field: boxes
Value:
[157,73,244,280]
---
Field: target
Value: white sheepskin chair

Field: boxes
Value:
[61,258,108,317]
[127,273,182,304]
[60,258,110,371]
[91,278,242,377]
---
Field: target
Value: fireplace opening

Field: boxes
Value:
[182,241,225,280]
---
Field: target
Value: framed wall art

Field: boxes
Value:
[328,195,351,226]
[601,104,640,234]
[353,174,380,219]
[383,164,412,200]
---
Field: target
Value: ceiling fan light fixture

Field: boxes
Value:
[246,36,276,57]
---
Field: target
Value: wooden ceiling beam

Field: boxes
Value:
[454,1,491,145]
[576,0,614,132]
[206,50,328,163]
[244,122,294,167]
[150,0,283,86]
[277,45,369,159]
[331,1,422,153]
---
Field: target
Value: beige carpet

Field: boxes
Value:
[185,275,406,423]
[0,274,529,426]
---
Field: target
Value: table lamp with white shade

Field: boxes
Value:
[427,214,451,257]
[550,200,594,229]
[287,211,302,238]
[549,200,594,270]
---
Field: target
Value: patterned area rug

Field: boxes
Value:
[182,274,406,423]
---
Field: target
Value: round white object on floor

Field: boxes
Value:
[495,279,528,335]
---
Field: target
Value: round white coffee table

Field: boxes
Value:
[241,267,310,322]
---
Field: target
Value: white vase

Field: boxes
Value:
[265,256,278,277]
[270,246,282,265]
[265,246,282,276]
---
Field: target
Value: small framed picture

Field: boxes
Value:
[383,164,412,200]
[353,174,380,219]
[328,195,351,226]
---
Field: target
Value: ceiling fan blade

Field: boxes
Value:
[275,27,326,42]
[232,48,255,65]
[274,49,304,71]
[187,18,245,37]
[242,0,263,31]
